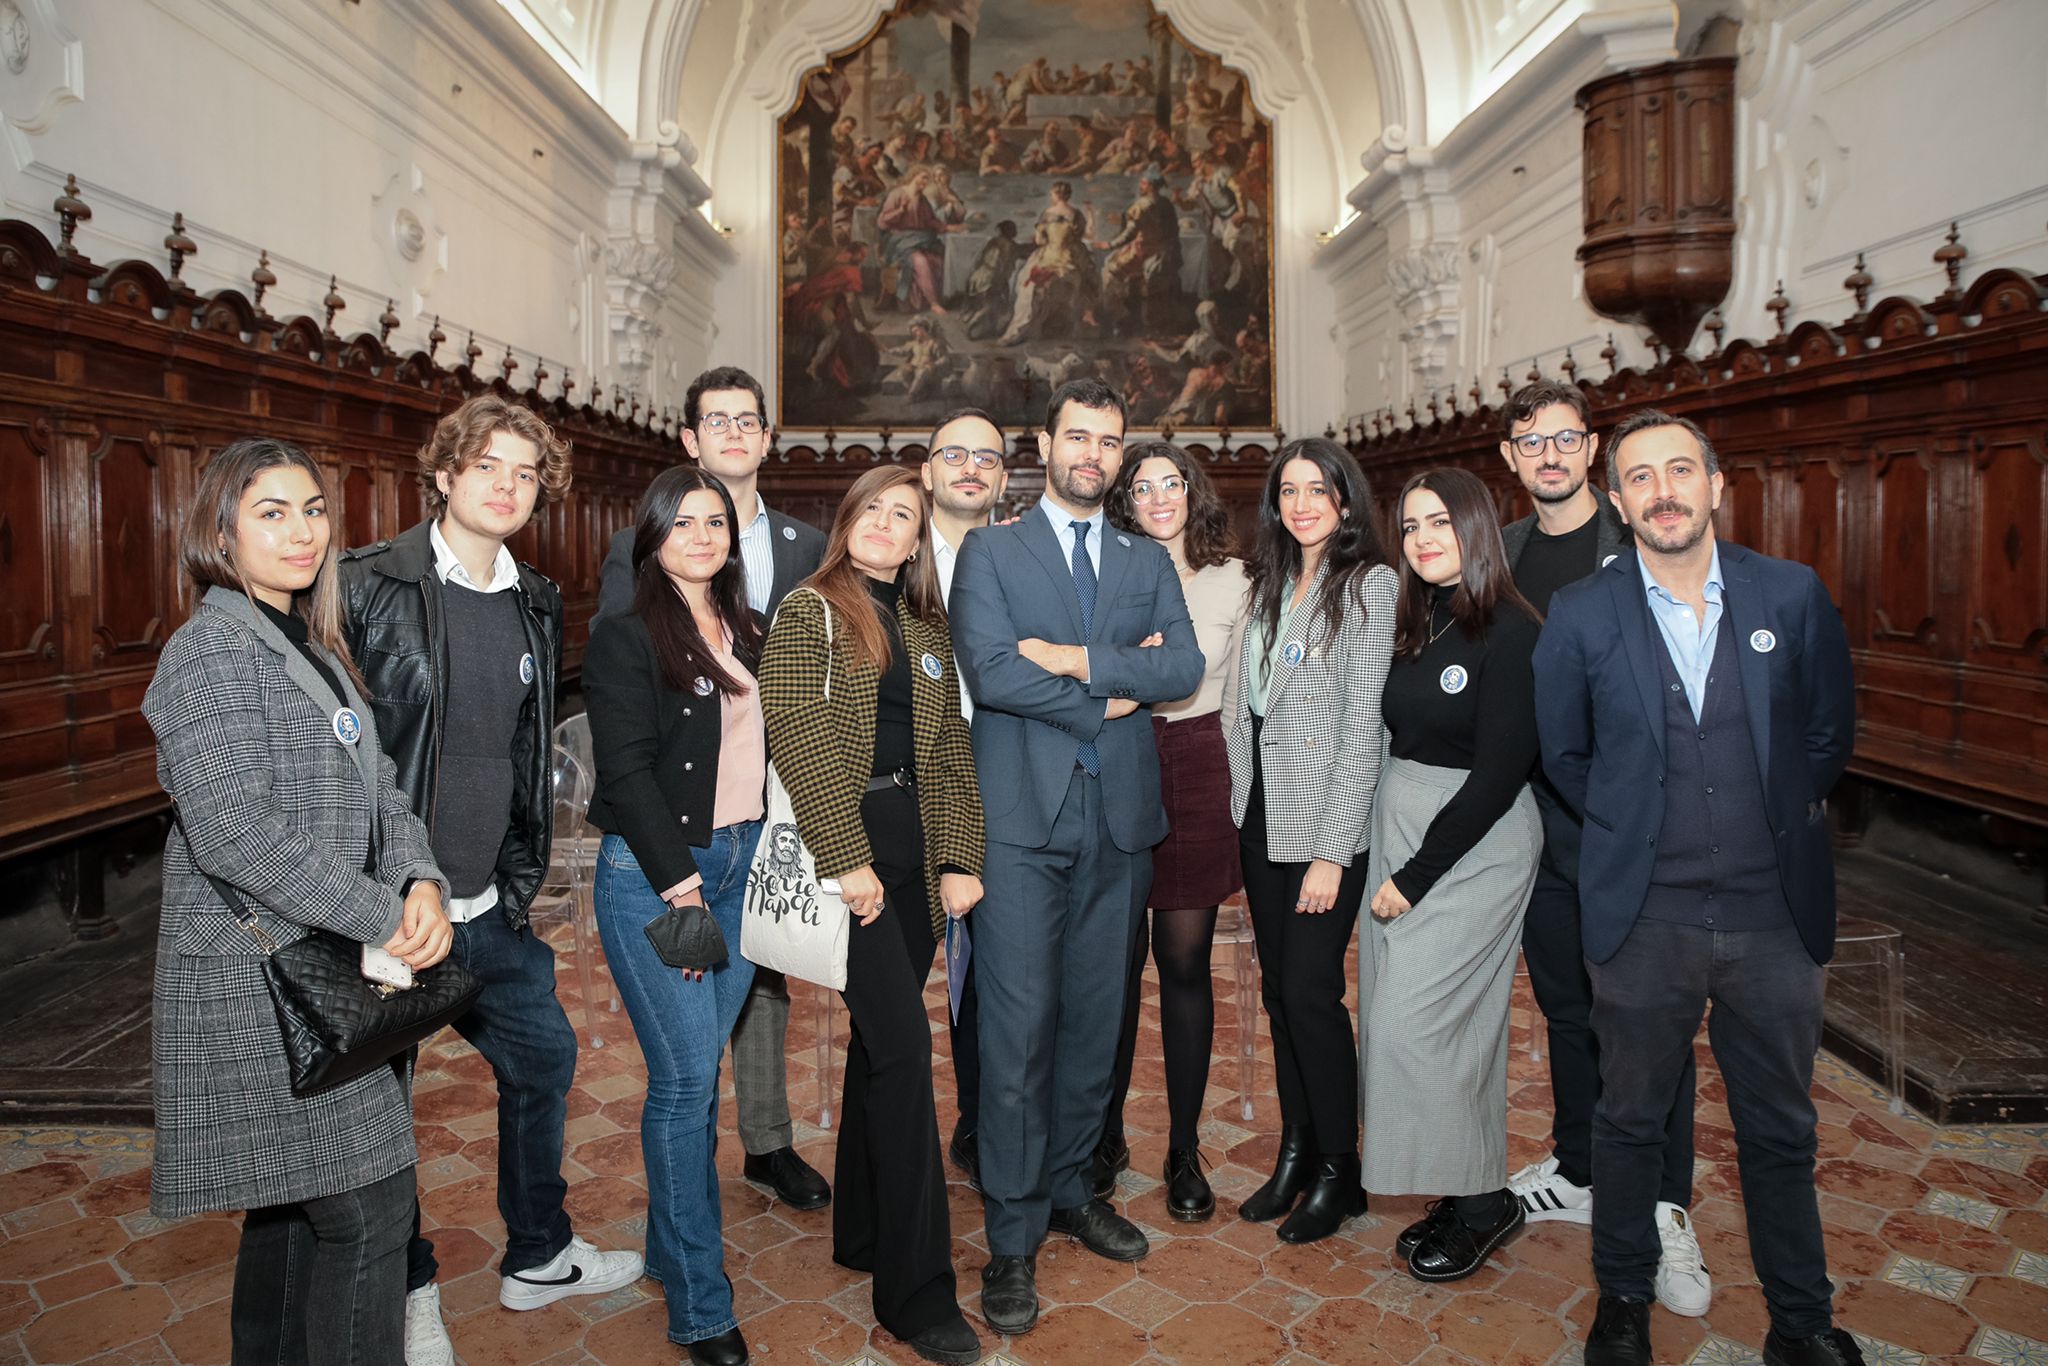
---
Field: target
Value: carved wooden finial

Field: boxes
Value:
[1273,425,1287,447]
[1561,348,1578,382]
[53,173,91,258]
[560,366,574,401]
[1703,310,1725,353]
[164,212,197,283]
[1934,221,1967,299]
[534,356,550,390]
[824,426,839,458]
[1843,251,1872,317]
[1468,379,1482,411]
[1498,367,1513,400]
[1526,359,1542,384]
[1424,392,1439,424]
[1367,411,1381,440]
[464,330,483,370]
[251,249,277,317]
[590,379,603,409]
[1766,281,1790,340]
[379,298,400,344]
[500,345,518,382]
[877,425,894,459]
[612,387,626,414]
[1217,424,1232,457]
[322,275,346,339]
[629,391,642,422]
[1645,332,1665,367]
[427,314,446,359]
[1600,332,1619,375]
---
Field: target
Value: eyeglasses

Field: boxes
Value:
[1509,429,1587,458]
[1130,476,1187,502]
[700,412,765,436]
[931,445,1004,470]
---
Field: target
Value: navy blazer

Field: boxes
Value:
[1530,542,1856,966]
[951,502,1205,853]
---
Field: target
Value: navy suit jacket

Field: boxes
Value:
[951,502,1204,853]
[1530,542,1856,966]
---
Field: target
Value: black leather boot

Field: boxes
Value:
[1276,1154,1366,1244]
[1238,1124,1314,1222]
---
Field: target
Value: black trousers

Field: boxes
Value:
[232,1164,414,1365]
[1589,920,1835,1336]
[1522,862,1695,1201]
[832,786,958,1339]
[1239,749,1366,1157]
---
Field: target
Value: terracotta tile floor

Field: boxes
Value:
[3,905,2046,1366]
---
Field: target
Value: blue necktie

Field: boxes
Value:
[1071,521,1100,776]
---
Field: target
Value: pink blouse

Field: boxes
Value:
[663,636,766,901]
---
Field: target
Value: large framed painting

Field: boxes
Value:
[777,0,1275,431]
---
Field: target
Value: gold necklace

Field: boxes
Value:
[1427,607,1456,646]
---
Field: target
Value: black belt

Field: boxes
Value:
[865,767,916,792]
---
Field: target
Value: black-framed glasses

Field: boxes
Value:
[700,412,765,435]
[1510,429,1587,458]
[931,445,1004,470]
[1130,476,1188,502]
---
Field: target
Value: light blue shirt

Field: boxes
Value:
[1037,498,1105,579]
[1638,544,1725,723]
[737,493,774,615]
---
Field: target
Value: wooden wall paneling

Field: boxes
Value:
[1868,442,1938,651]
[0,411,58,685]
[1968,427,2047,663]
[89,424,173,668]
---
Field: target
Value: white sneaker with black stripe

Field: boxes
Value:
[1508,1156,1594,1224]
[1654,1200,1713,1317]
[499,1234,645,1310]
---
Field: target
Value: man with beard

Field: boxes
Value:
[949,380,1204,1337]
[1533,411,1861,1366]
[1495,382,1709,1321]
[918,407,1012,1194]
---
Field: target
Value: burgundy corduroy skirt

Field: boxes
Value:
[1149,710,1243,910]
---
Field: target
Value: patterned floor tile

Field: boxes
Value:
[1689,1336,1765,1366]
[1925,1189,2007,1229]
[1884,1253,1972,1300]
[2014,1250,2048,1288]
[1975,1326,2048,1365]
[1851,1332,1927,1365]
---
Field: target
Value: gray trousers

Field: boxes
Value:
[975,769,1150,1255]
[730,971,793,1155]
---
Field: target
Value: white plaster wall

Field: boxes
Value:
[0,0,664,401]
[1321,0,2048,427]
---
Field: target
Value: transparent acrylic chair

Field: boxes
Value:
[545,742,617,1044]
[1213,898,1260,1121]
[1827,915,1908,1115]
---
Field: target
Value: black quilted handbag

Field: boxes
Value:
[173,810,481,1096]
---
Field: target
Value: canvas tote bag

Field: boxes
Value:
[742,589,851,990]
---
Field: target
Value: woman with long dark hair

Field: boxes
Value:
[1365,466,1544,1284]
[1223,437,1398,1244]
[144,438,452,1363]
[759,465,985,1365]
[1099,441,1250,1221]
[583,467,764,1366]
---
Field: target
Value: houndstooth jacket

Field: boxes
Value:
[143,586,446,1218]
[1225,560,1400,865]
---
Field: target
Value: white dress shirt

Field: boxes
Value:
[933,528,975,719]
[429,519,520,921]
[737,492,775,615]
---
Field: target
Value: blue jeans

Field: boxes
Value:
[408,909,579,1288]
[593,824,759,1344]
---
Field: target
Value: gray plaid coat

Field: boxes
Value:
[143,587,446,1218]
[1226,561,1399,865]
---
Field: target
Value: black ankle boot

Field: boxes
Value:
[1238,1124,1314,1222]
[1276,1154,1366,1244]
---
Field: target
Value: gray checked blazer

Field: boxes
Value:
[1225,560,1399,865]
[142,586,446,1219]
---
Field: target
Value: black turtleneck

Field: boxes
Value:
[256,597,349,709]
[866,576,916,776]
[1379,583,1541,903]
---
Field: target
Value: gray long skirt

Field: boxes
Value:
[1359,755,1541,1195]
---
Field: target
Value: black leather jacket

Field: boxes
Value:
[340,520,563,929]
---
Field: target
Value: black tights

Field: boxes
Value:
[1106,905,1219,1151]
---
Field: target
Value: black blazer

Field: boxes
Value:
[582,609,764,894]
[590,506,825,631]
[1532,543,1856,966]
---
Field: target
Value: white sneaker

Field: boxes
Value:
[1653,1201,1713,1317]
[499,1234,645,1310]
[1509,1156,1594,1225]
[404,1283,454,1366]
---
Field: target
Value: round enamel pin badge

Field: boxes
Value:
[693,676,716,697]
[781,525,797,541]
[1601,553,1619,568]
[1439,664,1469,695]
[1117,534,1131,547]
[1281,641,1305,668]
[333,708,362,746]
[520,652,535,685]
[1750,629,1777,654]
[921,651,943,680]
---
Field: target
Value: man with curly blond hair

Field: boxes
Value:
[342,394,642,1365]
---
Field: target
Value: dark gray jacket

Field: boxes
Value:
[1504,503,1631,882]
